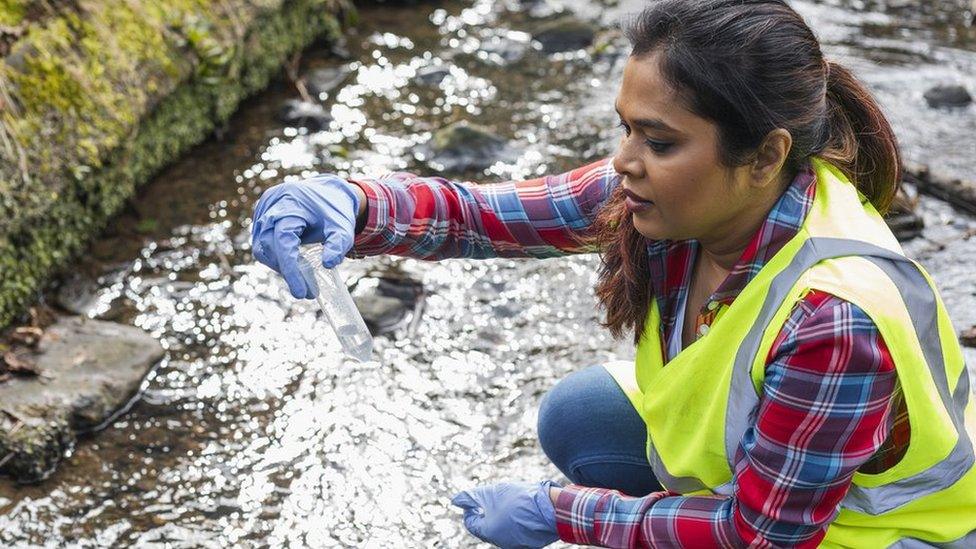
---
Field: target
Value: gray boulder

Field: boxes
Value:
[923,85,972,109]
[0,317,164,482]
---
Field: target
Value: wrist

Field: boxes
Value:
[349,182,368,234]
[536,480,560,535]
[548,485,561,505]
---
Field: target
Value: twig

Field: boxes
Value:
[285,51,313,103]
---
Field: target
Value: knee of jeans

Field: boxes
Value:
[537,365,604,472]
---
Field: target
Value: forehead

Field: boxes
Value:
[615,53,693,125]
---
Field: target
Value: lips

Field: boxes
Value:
[622,188,653,213]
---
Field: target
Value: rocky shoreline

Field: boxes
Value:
[0,0,355,482]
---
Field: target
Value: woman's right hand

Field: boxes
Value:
[251,174,362,299]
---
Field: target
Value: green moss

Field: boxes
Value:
[0,413,72,482]
[0,0,28,27]
[0,0,354,328]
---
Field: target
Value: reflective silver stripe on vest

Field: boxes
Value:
[887,528,976,548]
[726,237,973,515]
[646,436,710,493]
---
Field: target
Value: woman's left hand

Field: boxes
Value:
[451,480,560,549]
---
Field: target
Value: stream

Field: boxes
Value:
[1,0,974,546]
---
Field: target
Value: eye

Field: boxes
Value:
[644,139,674,153]
[616,120,631,136]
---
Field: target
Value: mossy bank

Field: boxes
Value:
[0,0,355,329]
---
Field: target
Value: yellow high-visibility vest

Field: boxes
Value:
[604,158,976,547]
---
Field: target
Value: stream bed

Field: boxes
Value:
[1,0,974,546]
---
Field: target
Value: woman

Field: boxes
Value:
[251,0,976,546]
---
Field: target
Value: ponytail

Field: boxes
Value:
[819,61,901,214]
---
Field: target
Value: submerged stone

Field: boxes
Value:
[0,317,164,482]
[277,99,333,131]
[414,64,451,86]
[476,31,532,65]
[55,273,103,317]
[422,121,516,172]
[306,66,353,98]
[352,276,424,335]
[532,16,597,53]
[923,85,972,109]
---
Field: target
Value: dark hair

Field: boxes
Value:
[592,0,902,343]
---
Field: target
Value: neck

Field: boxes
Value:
[698,171,792,272]
[698,224,757,273]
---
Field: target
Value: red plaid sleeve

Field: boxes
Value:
[347,158,618,260]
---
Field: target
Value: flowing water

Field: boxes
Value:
[1,0,974,546]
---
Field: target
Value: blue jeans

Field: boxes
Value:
[537,365,663,497]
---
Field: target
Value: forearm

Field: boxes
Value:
[347,158,618,261]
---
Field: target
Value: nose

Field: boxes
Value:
[612,137,644,179]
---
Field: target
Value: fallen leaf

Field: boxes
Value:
[1,351,41,377]
[11,326,43,348]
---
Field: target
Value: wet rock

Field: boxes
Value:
[56,273,132,321]
[903,162,976,216]
[885,187,924,241]
[532,15,597,53]
[422,121,516,172]
[277,99,333,131]
[306,66,352,98]
[56,273,102,316]
[885,212,925,241]
[354,295,408,335]
[0,317,164,482]
[961,326,976,348]
[352,276,424,335]
[477,31,532,65]
[923,85,972,109]
[328,36,353,60]
[414,64,451,86]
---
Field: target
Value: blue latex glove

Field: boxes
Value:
[451,481,560,549]
[251,174,361,299]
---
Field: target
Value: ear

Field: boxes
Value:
[750,129,792,188]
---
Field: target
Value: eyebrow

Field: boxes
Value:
[614,104,678,133]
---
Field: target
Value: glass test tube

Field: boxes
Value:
[296,246,373,362]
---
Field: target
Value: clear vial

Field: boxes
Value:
[296,246,374,362]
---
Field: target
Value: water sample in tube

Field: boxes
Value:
[296,246,373,362]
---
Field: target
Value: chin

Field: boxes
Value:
[632,214,670,240]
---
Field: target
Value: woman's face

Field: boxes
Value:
[611,53,760,244]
